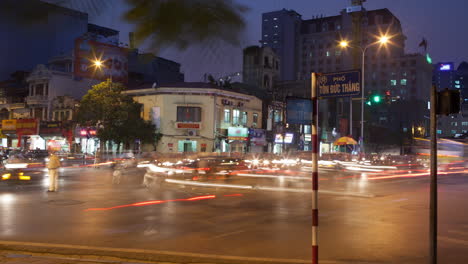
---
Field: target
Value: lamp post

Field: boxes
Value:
[339,35,390,153]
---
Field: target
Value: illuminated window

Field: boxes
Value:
[437,130,442,134]
[455,80,460,84]
[401,79,407,85]
[177,106,201,122]
[274,25,279,28]
[253,113,258,126]
[335,50,341,56]
[273,17,278,20]
[232,109,240,124]
[241,112,248,125]
[224,109,230,123]
[390,80,397,86]
[455,85,461,89]
[451,130,457,134]
[326,51,330,57]
[462,122,468,126]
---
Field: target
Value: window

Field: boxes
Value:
[232,109,240,124]
[241,112,248,125]
[451,130,457,134]
[304,125,311,134]
[326,51,330,57]
[451,122,458,126]
[390,80,397,86]
[35,84,44,95]
[335,50,342,56]
[253,113,258,126]
[177,106,201,122]
[60,111,65,121]
[462,122,468,126]
[273,110,282,123]
[437,130,442,134]
[400,79,407,85]
[273,17,278,20]
[224,109,231,123]
[54,112,58,121]
[65,110,70,120]
[274,25,279,28]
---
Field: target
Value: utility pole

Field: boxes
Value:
[429,84,437,264]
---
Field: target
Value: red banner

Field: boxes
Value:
[74,38,128,83]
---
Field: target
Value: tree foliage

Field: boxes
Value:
[124,0,247,51]
[76,79,159,147]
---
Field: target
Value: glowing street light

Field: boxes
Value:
[338,34,392,153]
[93,59,103,68]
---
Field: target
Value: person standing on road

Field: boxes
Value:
[47,152,61,192]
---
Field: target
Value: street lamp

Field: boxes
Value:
[339,35,391,153]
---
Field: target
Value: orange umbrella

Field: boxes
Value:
[334,136,358,146]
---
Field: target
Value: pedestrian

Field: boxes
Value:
[47,152,61,192]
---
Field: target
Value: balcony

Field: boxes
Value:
[26,95,49,106]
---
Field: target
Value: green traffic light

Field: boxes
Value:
[372,95,381,103]
[366,101,372,106]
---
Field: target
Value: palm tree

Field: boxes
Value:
[33,0,248,52]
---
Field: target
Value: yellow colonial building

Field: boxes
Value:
[124,83,264,153]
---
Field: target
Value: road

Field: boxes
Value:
[0,161,467,263]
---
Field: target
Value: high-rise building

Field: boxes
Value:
[261,9,302,81]
[433,62,458,90]
[456,61,468,104]
[0,0,89,79]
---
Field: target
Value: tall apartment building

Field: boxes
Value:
[261,9,302,81]
[242,46,280,92]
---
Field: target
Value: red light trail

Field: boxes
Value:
[84,194,242,211]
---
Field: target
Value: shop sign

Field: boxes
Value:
[275,133,294,144]
[305,134,312,142]
[40,121,62,135]
[0,129,6,138]
[249,128,266,146]
[2,119,16,131]
[228,127,248,141]
[176,123,200,129]
[16,119,38,135]
[221,99,244,107]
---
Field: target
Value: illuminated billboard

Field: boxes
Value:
[439,63,453,71]
[74,38,128,83]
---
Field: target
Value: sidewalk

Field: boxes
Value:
[0,251,174,264]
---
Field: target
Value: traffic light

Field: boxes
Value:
[437,89,460,115]
[372,95,381,103]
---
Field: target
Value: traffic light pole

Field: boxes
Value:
[429,84,438,264]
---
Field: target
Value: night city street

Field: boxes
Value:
[0,160,467,263]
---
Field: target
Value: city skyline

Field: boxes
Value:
[84,0,468,81]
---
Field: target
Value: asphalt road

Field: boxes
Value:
[0,162,468,263]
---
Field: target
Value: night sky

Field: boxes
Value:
[72,0,468,82]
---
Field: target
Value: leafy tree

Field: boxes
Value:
[76,79,160,151]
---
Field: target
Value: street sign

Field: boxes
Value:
[286,98,312,124]
[317,70,361,97]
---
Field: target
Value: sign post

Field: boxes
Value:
[311,72,319,264]
[317,70,361,147]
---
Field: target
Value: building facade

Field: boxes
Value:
[126,83,264,154]
[242,46,280,92]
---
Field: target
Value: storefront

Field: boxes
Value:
[227,127,248,153]
[1,119,39,150]
[74,126,98,154]
[249,128,266,153]
[39,121,72,152]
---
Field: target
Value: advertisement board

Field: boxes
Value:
[249,128,266,146]
[275,133,294,144]
[228,127,248,141]
[1,119,16,132]
[74,38,128,83]
[286,98,312,124]
[317,70,361,97]
[16,119,38,135]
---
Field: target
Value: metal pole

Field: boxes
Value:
[311,72,319,264]
[350,96,353,136]
[360,49,365,154]
[429,84,438,264]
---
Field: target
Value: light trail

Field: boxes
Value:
[84,194,242,211]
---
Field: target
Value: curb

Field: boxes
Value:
[0,240,311,264]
